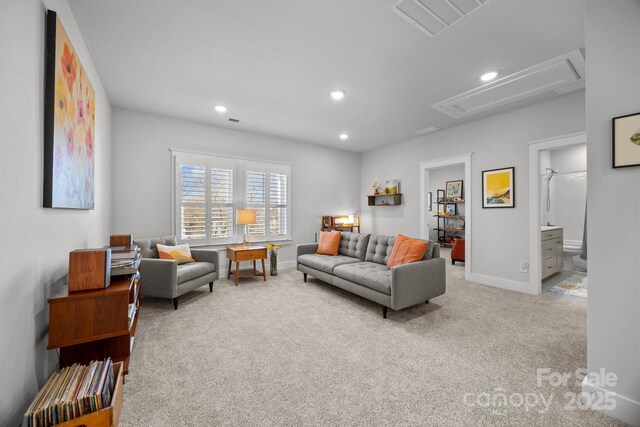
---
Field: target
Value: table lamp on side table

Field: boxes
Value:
[237,209,256,248]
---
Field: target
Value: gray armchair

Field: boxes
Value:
[133,236,219,309]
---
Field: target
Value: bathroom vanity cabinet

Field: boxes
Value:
[542,226,564,280]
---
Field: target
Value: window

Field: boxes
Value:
[173,153,291,245]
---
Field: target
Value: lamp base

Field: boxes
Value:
[243,228,250,248]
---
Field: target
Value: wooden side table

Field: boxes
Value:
[226,246,267,286]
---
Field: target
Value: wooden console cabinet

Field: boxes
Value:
[48,273,141,375]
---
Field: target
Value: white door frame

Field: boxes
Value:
[528,131,587,294]
[419,153,473,280]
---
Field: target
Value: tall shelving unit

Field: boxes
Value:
[434,195,465,248]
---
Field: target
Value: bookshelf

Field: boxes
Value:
[48,239,141,376]
[434,195,465,248]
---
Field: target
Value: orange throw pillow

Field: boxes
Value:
[317,231,341,256]
[387,234,428,267]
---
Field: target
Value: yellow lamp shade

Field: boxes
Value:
[236,209,256,225]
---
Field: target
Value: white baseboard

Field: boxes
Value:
[466,273,537,295]
[582,376,640,426]
[219,260,296,278]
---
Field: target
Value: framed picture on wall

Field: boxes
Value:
[43,10,96,209]
[428,192,432,211]
[482,167,515,208]
[445,180,463,201]
[613,112,640,168]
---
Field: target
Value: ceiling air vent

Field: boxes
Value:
[228,118,240,123]
[431,49,585,119]
[392,0,490,38]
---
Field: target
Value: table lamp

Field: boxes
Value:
[236,209,256,248]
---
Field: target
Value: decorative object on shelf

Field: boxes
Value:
[445,180,463,201]
[266,244,281,276]
[437,189,445,202]
[321,215,361,232]
[372,181,380,195]
[428,192,432,211]
[237,209,257,248]
[384,179,399,194]
[445,203,457,216]
[482,167,515,208]
[43,10,96,210]
[110,234,132,247]
[68,248,111,292]
[612,111,640,168]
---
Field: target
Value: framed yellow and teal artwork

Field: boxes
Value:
[482,167,515,208]
[43,10,96,209]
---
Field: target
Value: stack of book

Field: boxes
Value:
[23,358,115,427]
[109,245,141,277]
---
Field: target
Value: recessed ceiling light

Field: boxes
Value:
[339,133,349,140]
[214,105,227,113]
[331,90,345,100]
[480,71,498,82]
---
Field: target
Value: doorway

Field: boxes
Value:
[419,154,472,281]
[529,132,587,295]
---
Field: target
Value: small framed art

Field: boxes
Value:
[445,180,463,201]
[482,167,515,208]
[613,112,640,168]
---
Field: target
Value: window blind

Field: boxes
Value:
[174,153,291,245]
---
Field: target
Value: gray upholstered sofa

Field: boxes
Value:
[133,236,219,309]
[297,232,445,318]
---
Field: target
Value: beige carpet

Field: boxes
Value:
[121,254,623,426]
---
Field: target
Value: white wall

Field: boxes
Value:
[427,165,465,242]
[585,1,640,424]
[111,108,361,267]
[550,144,587,172]
[361,91,585,289]
[0,0,112,425]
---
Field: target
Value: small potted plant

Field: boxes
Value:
[631,131,640,145]
[266,244,281,276]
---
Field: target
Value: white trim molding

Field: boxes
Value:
[419,153,473,281]
[466,273,536,295]
[528,131,586,294]
[582,376,640,426]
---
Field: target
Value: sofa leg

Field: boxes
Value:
[303,273,307,282]
[426,300,429,304]
[173,297,179,310]
[451,259,455,265]
[209,282,213,292]
[382,306,388,319]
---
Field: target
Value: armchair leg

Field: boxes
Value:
[303,273,307,282]
[452,259,456,265]
[426,300,429,304]
[173,297,179,310]
[209,282,213,292]
[382,306,388,319]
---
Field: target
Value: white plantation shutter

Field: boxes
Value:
[179,163,206,243]
[174,152,290,244]
[270,172,288,237]
[245,169,266,237]
[210,167,234,239]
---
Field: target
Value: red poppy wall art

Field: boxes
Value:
[44,10,95,209]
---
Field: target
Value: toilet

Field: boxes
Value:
[563,240,584,272]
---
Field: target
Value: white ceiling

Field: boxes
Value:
[67,0,586,153]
